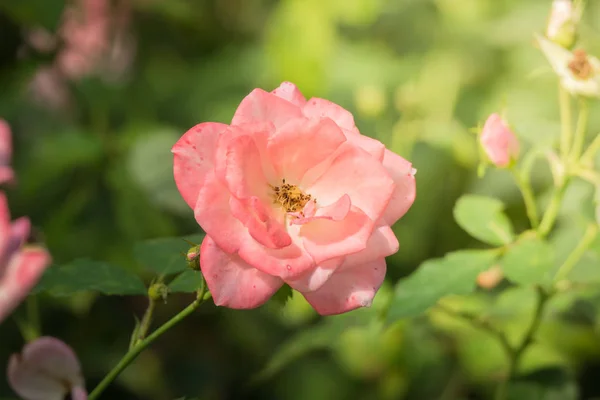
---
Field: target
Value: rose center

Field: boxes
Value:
[568,49,593,80]
[271,179,312,213]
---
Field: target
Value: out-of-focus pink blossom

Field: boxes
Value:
[0,120,14,185]
[8,337,87,400]
[0,193,51,324]
[173,82,416,315]
[0,121,50,323]
[480,114,520,168]
[28,67,72,111]
[27,0,135,109]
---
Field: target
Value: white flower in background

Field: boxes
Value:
[536,34,600,98]
[546,0,582,49]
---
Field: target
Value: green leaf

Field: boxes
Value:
[134,234,205,276]
[33,259,146,296]
[169,270,204,293]
[388,250,498,321]
[502,234,554,286]
[453,195,515,245]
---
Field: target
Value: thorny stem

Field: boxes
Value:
[88,281,208,400]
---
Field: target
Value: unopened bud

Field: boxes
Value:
[186,245,200,271]
[479,114,519,168]
[546,0,579,49]
[148,282,169,302]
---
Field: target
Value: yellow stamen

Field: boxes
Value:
[271,178,313,214]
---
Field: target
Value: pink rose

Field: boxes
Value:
[0,120,14,185]
[480,113,520,168]
[8,337,87,400]
[173,82,415,315]
[0,193,51,323]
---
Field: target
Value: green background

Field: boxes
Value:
[1,0,600,399]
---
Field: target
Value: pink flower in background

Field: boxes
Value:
[27,0,135,109]
[173,82,416,315]
[0,121,51,324]
[0,193,51,324]
[0,120,14,185]
[480,113,520,168]
[8,337,87,400]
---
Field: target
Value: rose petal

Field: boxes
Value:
[343,223,399,267]
[307,143,394,221]
[380,149,416,225]
[271,81,306,107]
[302,98,357,133]
[8,337,84,400]
[200,236,283,309]
[0,119,12,167]
[215,130,271,200]
[232,89,304,129]
[302,258,386,315]
[0,247,51,323]
[300,205,374,265]
[71,386,88,400]
[172,122,228,208]
[230,196,291,249]
[346,134,385,161]
[0,167,14,186]
[194,171,246,254]
[285,257,343,292]
[267,117,346,183]
[7,218,31,256]
[237,230,315,280]
[290,194,350,226]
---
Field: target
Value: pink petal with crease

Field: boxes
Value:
[172,122,228,208]
[271,81,307,107]
[303,258,387,316]
[200,236,283,309]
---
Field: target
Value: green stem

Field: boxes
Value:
[580,133,600,167]
[495,287,550,400]
[559,85,573,161]
[88,285,207,400]
[537,181,568,238]
[511,168,539,228]
[26,296,41,340]
[135,298,156,343]
[554,224,598,283]
[569,99,589,164]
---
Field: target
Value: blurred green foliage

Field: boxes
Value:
[2,0,600,399]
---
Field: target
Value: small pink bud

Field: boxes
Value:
[479,114,520,168]
[186,245,200,271]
